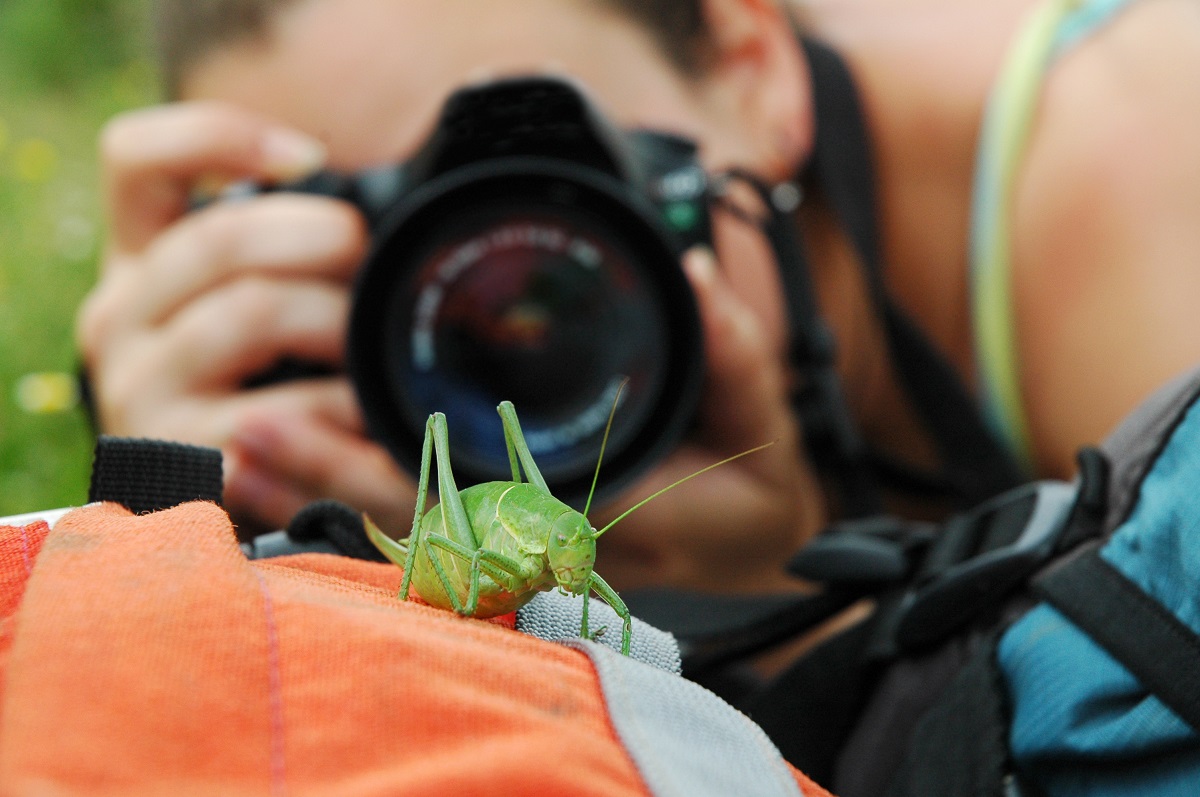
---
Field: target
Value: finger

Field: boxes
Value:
[186,380,366,531]
[222,455,314,534]
[76,195,364,376]
[227,408,416,533]
[132,193,365,328]
[87,347,362,443]
[102,101,326,255]
[219,378,365,441]
[683,247,797,453]
[216,378,408,531]
[154,277,350,390]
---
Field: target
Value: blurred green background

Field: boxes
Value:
[0,0,157,515]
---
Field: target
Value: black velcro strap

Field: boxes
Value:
[88,436,223,514]
[1035,548,1200,733]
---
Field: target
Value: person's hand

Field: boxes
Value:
[77,101,416,536]
[589,248,826,594]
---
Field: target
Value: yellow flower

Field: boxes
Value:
[16,372,80,414]
[15,138,59,184]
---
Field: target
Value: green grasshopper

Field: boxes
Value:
[366,396,769,655]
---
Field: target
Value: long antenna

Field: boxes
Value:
[591,441,775,539]
[583,377,629,519]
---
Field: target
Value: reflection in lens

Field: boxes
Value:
[387,208,669,483]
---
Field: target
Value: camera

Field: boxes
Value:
[280,76,709,506]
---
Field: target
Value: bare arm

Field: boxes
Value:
[1012,0,1200,476]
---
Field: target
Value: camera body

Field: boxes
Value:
[283,76,709,506]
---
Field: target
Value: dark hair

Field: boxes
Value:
[152,0,294,97]
[599,0,711,73]
[152,0,711,97]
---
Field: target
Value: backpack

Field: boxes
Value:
[728,364,1200,796]
[126,366,1200,796]
[190,364,1200,797]
[0,439,829,796]
[37,374,1200,796]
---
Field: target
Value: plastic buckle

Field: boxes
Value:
[788,515,936,587]
[241,529,341,560]
[891,480,1078,652]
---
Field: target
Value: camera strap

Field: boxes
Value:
[788,36,1024,511]
[717,168,883,518]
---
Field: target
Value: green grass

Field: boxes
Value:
[0,0,157,515]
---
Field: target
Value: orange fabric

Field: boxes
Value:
[0,502,830,796]
[0,519,50,717]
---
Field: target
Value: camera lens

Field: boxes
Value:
[349,160,703,507]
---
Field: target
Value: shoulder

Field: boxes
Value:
[1019,0,1200,217]
[1010,0,1200,475]
[1013,0,1200,324]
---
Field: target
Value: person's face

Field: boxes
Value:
[183,0,803,353]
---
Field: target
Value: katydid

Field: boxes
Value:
[365,395,770,655]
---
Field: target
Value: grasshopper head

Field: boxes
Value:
[547,512,597,596]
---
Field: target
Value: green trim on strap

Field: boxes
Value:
[969,0,1134,473]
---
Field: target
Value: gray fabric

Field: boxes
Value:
[1100,366,1200,534]
[563,639,804,797]
[515,590,681,674]
[245,528,341,559]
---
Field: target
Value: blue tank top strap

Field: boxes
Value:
[1053,0,1138,53]
[969,0,1138,474]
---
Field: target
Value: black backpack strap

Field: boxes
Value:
[721,167,883,517]
[744,617,880,785]
[1035,547,1200,733]
[800,37,1024,508]
[622,586,863,680]
[88,436,223,514]
[882,632,1019,797]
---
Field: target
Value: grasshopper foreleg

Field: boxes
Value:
[581,590,589,639]
[581,592,611,642]
[586,572,631,655]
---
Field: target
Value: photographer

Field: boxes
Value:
[76,0,1200,597]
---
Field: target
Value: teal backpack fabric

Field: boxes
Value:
[999,380,1200,796]
[749,366,1200,797]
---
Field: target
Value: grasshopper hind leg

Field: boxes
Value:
[401,413,438,601]
[364,412,436,601]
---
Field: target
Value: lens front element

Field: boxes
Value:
[349,163,703,507]
[392,206,666,485]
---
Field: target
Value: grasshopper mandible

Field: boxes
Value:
[366,393,770,655]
